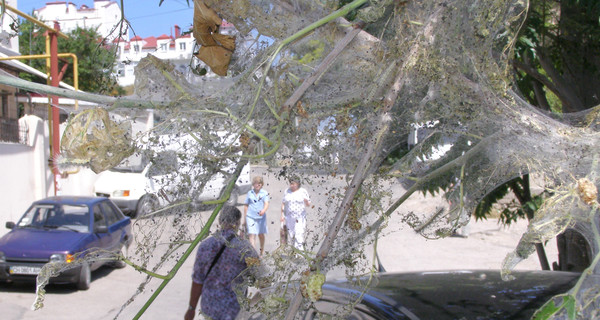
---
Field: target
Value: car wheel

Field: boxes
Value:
[76,263,91,290]
[225,187,239,207]
[135,195,159,218]
[554,218,599,273]
[112,245,128,269]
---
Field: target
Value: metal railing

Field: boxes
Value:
[0,118,28,144]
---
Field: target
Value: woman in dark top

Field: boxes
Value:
[185,206,259,320]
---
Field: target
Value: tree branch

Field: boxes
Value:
[284,44,404,320]
[536,50,583,112]
[512,60,558,95]
[283,20,365,108]
[0,73,167,109]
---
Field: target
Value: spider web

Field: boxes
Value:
[33,0,600,318]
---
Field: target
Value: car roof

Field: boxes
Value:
[319,270,583,320]
[33,196,108,206]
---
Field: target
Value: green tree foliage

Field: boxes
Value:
[469,0,600,273]
[513,0,600,113]
[476,0,600,223]
[18,16,123,95]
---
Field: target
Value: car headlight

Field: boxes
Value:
[50,253,74,264]
[113,190,131,197]
[0,251,5,263]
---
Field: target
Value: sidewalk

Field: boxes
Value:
[378,217,557,272]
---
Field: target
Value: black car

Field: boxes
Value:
[252,270,584,319]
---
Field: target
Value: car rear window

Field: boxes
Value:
[18,204,90,232]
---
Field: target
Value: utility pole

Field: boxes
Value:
[49,22,60,195]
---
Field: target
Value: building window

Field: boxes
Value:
[133,44,139,53]
[179,42,186,51]
[17,103,24,118]
[160,43,167,52]
[1,94,7,118]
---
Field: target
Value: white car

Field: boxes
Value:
[94,134,251,217]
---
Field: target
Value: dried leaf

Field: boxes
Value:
[193,0,221,46]
[195,46,232,76]
[296,101,308,118]
[212,33,236,51]
[192,0,235,76]
[193,23,218,46]
[194,0,222,26]
[577,178,598,206]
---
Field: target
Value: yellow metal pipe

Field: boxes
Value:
[46,34,52,151]
[0,3,69,39]
[0,53,79,91]
[0,53,76,60]
[45,35,50,84]
[0,53,81,109]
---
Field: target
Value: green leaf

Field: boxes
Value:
[563,295,577,319]
[532,295,577,320]
[533,301,559,319]
[519,36,535,48]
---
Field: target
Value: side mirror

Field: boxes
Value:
[5,221,14,229]
[95,225,108,233]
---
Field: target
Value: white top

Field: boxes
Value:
[282,187,310,219]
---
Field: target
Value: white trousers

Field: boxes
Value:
[285,215,306,250]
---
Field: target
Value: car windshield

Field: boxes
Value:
[110,153,147,173]
[17,204,90,232]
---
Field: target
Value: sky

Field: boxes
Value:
[17,0,194,38]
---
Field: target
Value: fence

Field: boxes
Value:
[0,118,28,144]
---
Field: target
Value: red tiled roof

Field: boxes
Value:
[143,36,157,49]
[157,34,172,40]
[112,36,127,43]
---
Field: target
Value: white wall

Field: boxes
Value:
[57,167,98,196]
[0,115,52,237]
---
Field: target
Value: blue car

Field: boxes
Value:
[0,196,133,290]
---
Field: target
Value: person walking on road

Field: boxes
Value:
[281,177,311,250]
[184,206,259,320]
[242,176,270,257]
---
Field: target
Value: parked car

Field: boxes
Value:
[251,270,586,319]
[0,196,132,290]
[94,133,252,218]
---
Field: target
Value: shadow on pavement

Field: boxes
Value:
[0,266,118,294]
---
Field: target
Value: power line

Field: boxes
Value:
[128,8,192,21]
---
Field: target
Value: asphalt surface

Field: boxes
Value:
[1,166,557,319]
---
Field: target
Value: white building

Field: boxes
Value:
[0,0,20,55]
[112,25,196,86]
[33,1,237,87]
[112,21,236,87]
[34,0,128,41]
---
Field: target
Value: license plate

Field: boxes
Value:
[9,266,42,275]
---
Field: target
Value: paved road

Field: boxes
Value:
[1,166,556,319]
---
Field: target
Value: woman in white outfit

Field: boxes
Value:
[281,177,311,250]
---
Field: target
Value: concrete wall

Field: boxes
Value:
[0,115,52,236]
